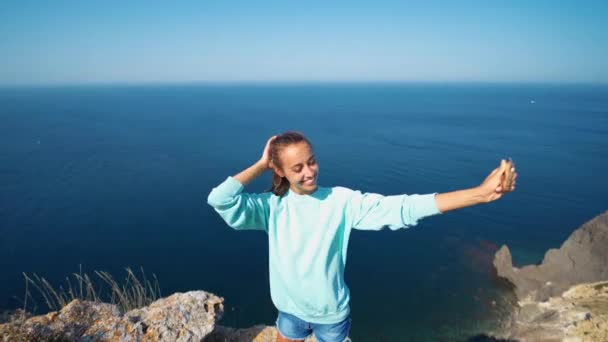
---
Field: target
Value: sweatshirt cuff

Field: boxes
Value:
[417,192,443,217]
[221,176,245,197]
[207,176,244,206]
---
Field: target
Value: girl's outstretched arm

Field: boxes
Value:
[435,159,517,213]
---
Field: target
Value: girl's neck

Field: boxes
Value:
[288,186,319,196]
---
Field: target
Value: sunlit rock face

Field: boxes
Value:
[488,210,608,341]
[494,210,608,302]
[0,290,321,342]
[0,291,224,341]
[491,281,608,342]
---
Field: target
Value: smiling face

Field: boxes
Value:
[273,141,319,195]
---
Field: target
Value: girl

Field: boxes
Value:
[207,131,517,342]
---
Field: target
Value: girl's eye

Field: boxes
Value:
[293,159,315,172]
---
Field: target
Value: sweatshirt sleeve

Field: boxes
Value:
[207,176,270,232]
[348,190,442,231]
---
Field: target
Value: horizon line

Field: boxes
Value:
[1,79,607,88]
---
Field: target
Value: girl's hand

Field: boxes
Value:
[476,159,517,203]
[258,135,277,170]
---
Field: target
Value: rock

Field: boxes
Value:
[493,210,608,302]
[488,210,608,341]
[0,290,326,342]
[124,291,224,341]
[0,291,223,342]
[496,281,608,341]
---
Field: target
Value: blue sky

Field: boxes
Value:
[1,0,607,84]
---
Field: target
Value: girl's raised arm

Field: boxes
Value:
[206,136,277,232]
[233,136,276,185]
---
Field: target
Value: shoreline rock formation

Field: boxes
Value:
[486,281,608,342]
[0,291,315,342]
[491,210,608,341]
[494,210,608,303]
[0,291,225,342]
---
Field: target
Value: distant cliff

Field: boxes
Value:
[490,210,608,341]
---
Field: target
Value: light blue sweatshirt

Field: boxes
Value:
[207,176,442,324]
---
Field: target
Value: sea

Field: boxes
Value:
[1,83,607,341]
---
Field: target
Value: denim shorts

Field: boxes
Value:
[275,311,352,342]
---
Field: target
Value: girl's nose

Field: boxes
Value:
[303,165,315,178]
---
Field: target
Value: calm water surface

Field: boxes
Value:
[1,84,607,341]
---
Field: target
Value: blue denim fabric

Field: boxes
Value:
[275,311,352,342]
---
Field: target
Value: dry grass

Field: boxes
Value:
[21,265,161,314]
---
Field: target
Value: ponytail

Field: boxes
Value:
[270,171,291,196]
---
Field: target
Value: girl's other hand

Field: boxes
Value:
[258,135,278,170]
[476,159,517,203]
